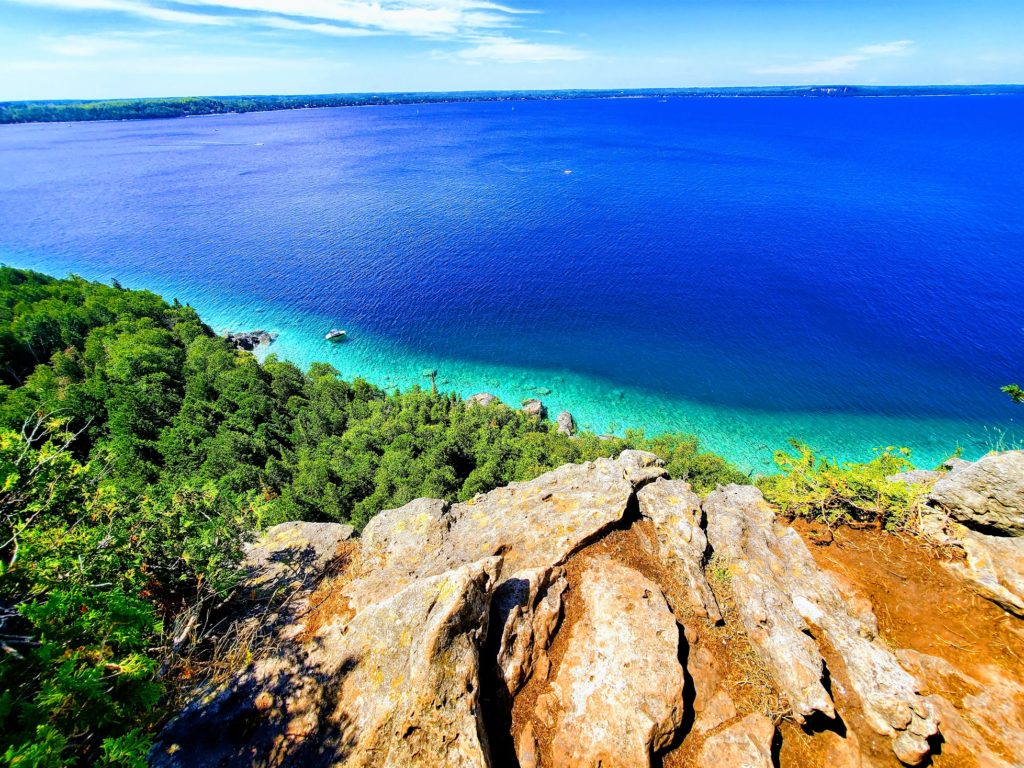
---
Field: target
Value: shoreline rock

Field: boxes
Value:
[224,329,277,351]
[522,398,547,419]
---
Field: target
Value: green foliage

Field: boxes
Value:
[1003,383,1024,404]
[623,430,748,494]
[758,440,923,530]
[0,266,748,764]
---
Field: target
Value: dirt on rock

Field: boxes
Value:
[504,517,1024,768]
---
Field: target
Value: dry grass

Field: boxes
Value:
[703,554,791,723]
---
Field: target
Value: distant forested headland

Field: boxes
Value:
[2,84,1022,124]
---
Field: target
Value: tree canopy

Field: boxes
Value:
[0,266,745,765]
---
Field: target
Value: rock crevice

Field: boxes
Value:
[153,450,1024,768]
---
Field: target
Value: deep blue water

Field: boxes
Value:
[0,96,1021,469]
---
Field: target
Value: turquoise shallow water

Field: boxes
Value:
[1,246,1016,474]
[0,96,1022,472]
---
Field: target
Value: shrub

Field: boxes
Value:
[758,440,923,530]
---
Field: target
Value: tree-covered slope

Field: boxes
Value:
[0,267,744,766]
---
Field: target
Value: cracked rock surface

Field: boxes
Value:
[153,450,1024,768]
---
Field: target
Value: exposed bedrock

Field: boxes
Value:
[919,450,1024,615]
[704,484,938,764]
[637,477,722,622]
[494,566,568,697]
[152,556,501,768]
[896,649,1024,767]
[343,450,665,612]
[696,713,775,768]
[927,450,1024,535]
[150,449,1024,768]
[535,556,684,768]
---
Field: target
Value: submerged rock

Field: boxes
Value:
[537,556,684,767]
[928,450,1024,535]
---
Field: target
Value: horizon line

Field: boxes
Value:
[4,83,1024,105]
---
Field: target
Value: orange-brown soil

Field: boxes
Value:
[501,518,1024,768]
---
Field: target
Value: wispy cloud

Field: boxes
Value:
[448,35,584,63]
[9,0,229,26]
[8,0,538,37]
[755,39,915,76]
[9,0,584,65]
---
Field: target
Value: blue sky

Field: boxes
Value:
[1,0,1022,100]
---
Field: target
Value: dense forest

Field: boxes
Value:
[0,267,746,766]
[4,85,1023,124]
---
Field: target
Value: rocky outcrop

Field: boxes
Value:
[153,557,501,768]
[896,649,1024,766]
[521,398,547,419]
[886,469,943,485]
[928,450,1024,535]
[156,449,1024,768]
[697,713,775,768]
[494,566,567,696]
[637,478,721,621]
[467,392,499,407]
[343,451,665,612]
[940,525,1024,617]
[919,451,1024,615]
[225,329,276,351]
[704,484,938,764]
[535,556,684,767]
[242,521,354,600]
[555,411,575,436]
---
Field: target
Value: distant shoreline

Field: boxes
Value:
[3,84,1023,125]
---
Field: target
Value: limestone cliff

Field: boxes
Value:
[152,450,1024,768]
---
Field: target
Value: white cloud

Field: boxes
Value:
[450,35,584,63]
[9,0,542,38]
[755,39,915,76]
[253,16,382,37]
[9,0,229,25]
[41,32,150,56]
[10,0,587,71]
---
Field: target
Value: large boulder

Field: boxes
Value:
[704,485,938,764]
[225,329,276,351]
[555,410,575,436]
[152,557,501,768]
[536,556,684,767]
[928,450,1024,535]
[637,478,721,621]
[467,392,499,407]
[343,451,666,613]
[521,398,547,419]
